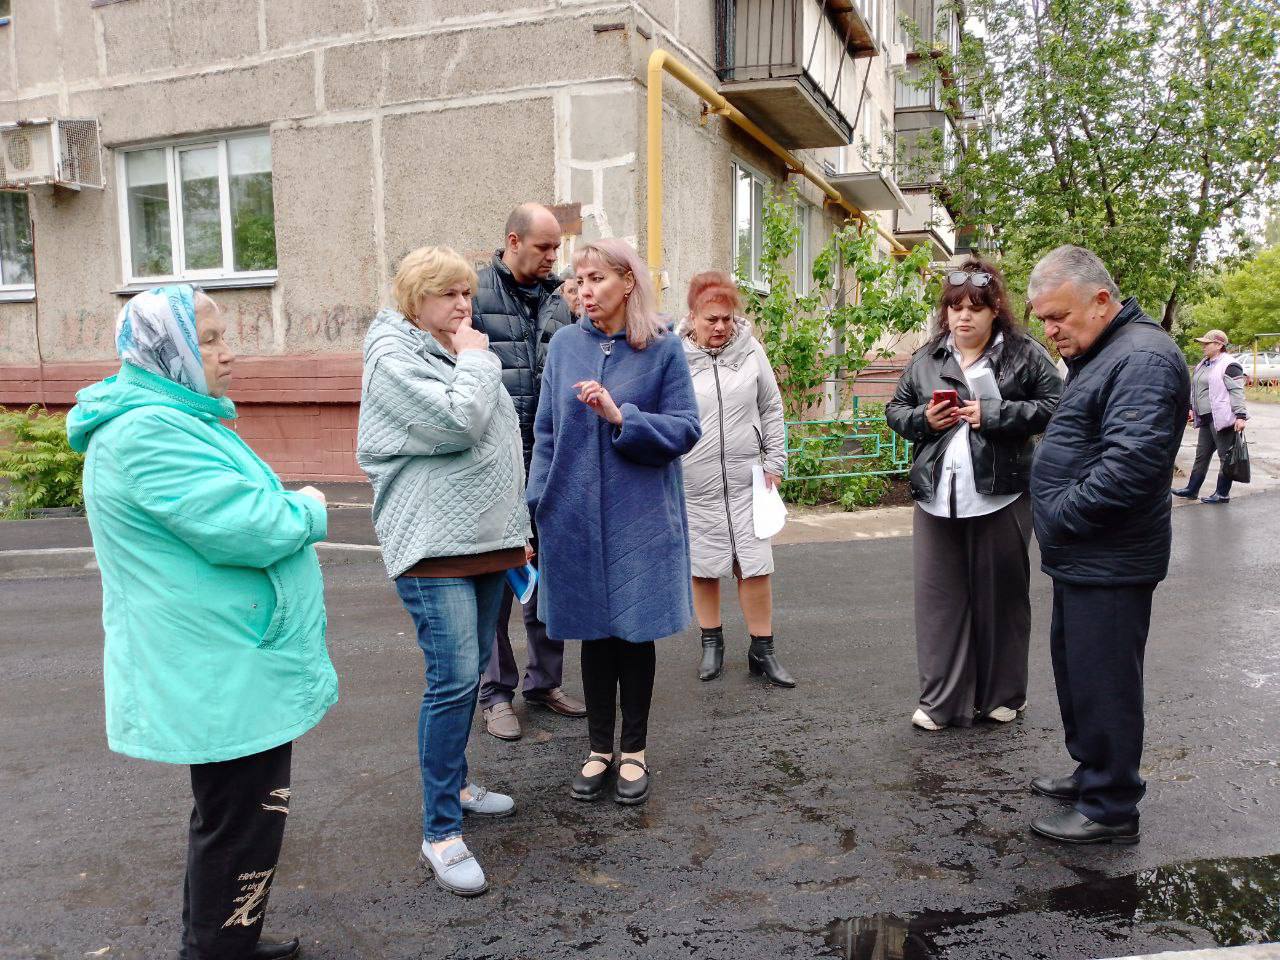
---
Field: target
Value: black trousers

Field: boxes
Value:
[912,499,1033,727]
[181,741,293,960]
[1186,418,1235,497]
[580,638,657,753]
[1049,581,1154,825]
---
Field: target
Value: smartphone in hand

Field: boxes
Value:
[932,389,960,408]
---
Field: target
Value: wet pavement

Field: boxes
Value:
[1,491,1278,960]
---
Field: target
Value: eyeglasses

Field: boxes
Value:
[947,270,992,287]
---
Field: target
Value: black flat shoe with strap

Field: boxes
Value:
[570,754,614,801]
[614,758,650,806]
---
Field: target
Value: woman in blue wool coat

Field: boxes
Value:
[528,238,702,807]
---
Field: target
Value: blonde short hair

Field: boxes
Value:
[392,246,478,319]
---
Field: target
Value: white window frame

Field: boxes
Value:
[731,159,772,292]
[115,130,278,289]
[0,190,35,302]
[794,201,812,295]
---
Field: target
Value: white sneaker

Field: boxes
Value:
[911,708,943,731]
[986,701,1028,723]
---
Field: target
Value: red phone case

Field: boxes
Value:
[932,389,959,407]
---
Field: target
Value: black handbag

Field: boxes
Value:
[1223,431,1251,484]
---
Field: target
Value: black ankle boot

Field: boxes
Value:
[748,635,795,688]
[699,627,724,681]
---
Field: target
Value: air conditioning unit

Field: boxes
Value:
[887,41,908,71]
[0,118,104,191]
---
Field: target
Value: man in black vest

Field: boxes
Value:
[1027,245,1190,844]
[472,203,584,740]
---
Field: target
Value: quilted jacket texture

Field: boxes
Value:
[527,317,703,643]
[357,309,531,579]
[679,318,786,580]
[1031,299,1191,585]
[471,251,573,465]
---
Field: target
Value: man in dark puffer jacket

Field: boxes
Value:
[1027,245,1190,846]
[471,204,584,740]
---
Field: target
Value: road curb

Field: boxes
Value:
[0,542,384,581]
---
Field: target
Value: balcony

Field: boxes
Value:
[894,187,955,261]
[895,59,943,112]
[894,108,958,187]
[716,0,879,149]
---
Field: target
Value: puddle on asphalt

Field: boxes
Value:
[820,853,1280,959]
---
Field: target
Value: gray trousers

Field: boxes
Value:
[912,497,1032,727]
[479,577,564,708]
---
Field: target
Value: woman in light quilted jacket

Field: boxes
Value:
[679,271,794,688]
[357,246,531,898]
[68,285,334,960]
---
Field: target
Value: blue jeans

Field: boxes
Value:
[395,572,506,842]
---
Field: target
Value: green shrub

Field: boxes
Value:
[0,405,85,517]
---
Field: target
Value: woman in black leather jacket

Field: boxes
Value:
[886,258,1063,732]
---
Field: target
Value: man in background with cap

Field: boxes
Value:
[1172,328,1248,504]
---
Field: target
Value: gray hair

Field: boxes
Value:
[1027,245,1121,302]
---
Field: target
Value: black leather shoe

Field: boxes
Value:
[1170,486,1198,499]
[614,758,650,806]
[253,937,302,960]
[1200,493,1230,504]
[699,628,725,681]
[748,635,796,688]
[1030,774,1079,801]
[1030,809,1139,845]
[570,754,614,801]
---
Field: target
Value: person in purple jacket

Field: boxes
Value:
[526,238,701,808]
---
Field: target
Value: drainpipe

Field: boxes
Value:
[646,47,907,305]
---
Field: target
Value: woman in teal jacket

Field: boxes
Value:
[67,285,335,960]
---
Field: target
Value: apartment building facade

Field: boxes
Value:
[0,0,974,481]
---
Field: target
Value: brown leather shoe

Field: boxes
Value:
[525,687,587,718]
[482,702,521,740]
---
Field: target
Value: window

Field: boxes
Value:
[0,191,35,299]
[117,132,277,285]
[732,160,769,289]
[794,202,811,295]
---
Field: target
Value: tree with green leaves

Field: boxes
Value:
[909,0,1280,329]
[1184,244,1280,350]
[740,191,936,421]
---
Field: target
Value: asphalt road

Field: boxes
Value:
[2,492,1278,960]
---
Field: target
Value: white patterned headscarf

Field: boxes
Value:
[115,285,209,395]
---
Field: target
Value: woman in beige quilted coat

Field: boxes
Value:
[679,271,794,688]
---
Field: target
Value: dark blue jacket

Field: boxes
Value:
[1031,299,1191,585]
[471,251,572,467]
[528,318,702,643]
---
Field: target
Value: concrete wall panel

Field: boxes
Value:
[272,121,379,354]
[382,97,554,269]
[678,0,718,66]
[204,287,277,356]
[28,186,122,362]
[266,0,369,50]
[322,40,384,112]
[373,0,547,31]
[0,95,62,122]
[13,0,61,89]
[661,110,731,310]
[0,302,39,365]
[569,89,635,164]
[71,56,315,145]
[383,17,627,105]
[99,0,177,77]
[171,0,262,68]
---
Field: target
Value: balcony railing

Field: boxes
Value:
[895,186,955,260]
[894,108,958,187]
[716,0,879,149]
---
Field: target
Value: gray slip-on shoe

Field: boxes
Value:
[419,838,488,896]
[460,783,514,817]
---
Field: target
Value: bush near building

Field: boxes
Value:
[0,406,85,518]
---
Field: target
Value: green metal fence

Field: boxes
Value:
[782,397,911,481]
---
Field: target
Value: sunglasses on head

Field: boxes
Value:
[947,270,992,288]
